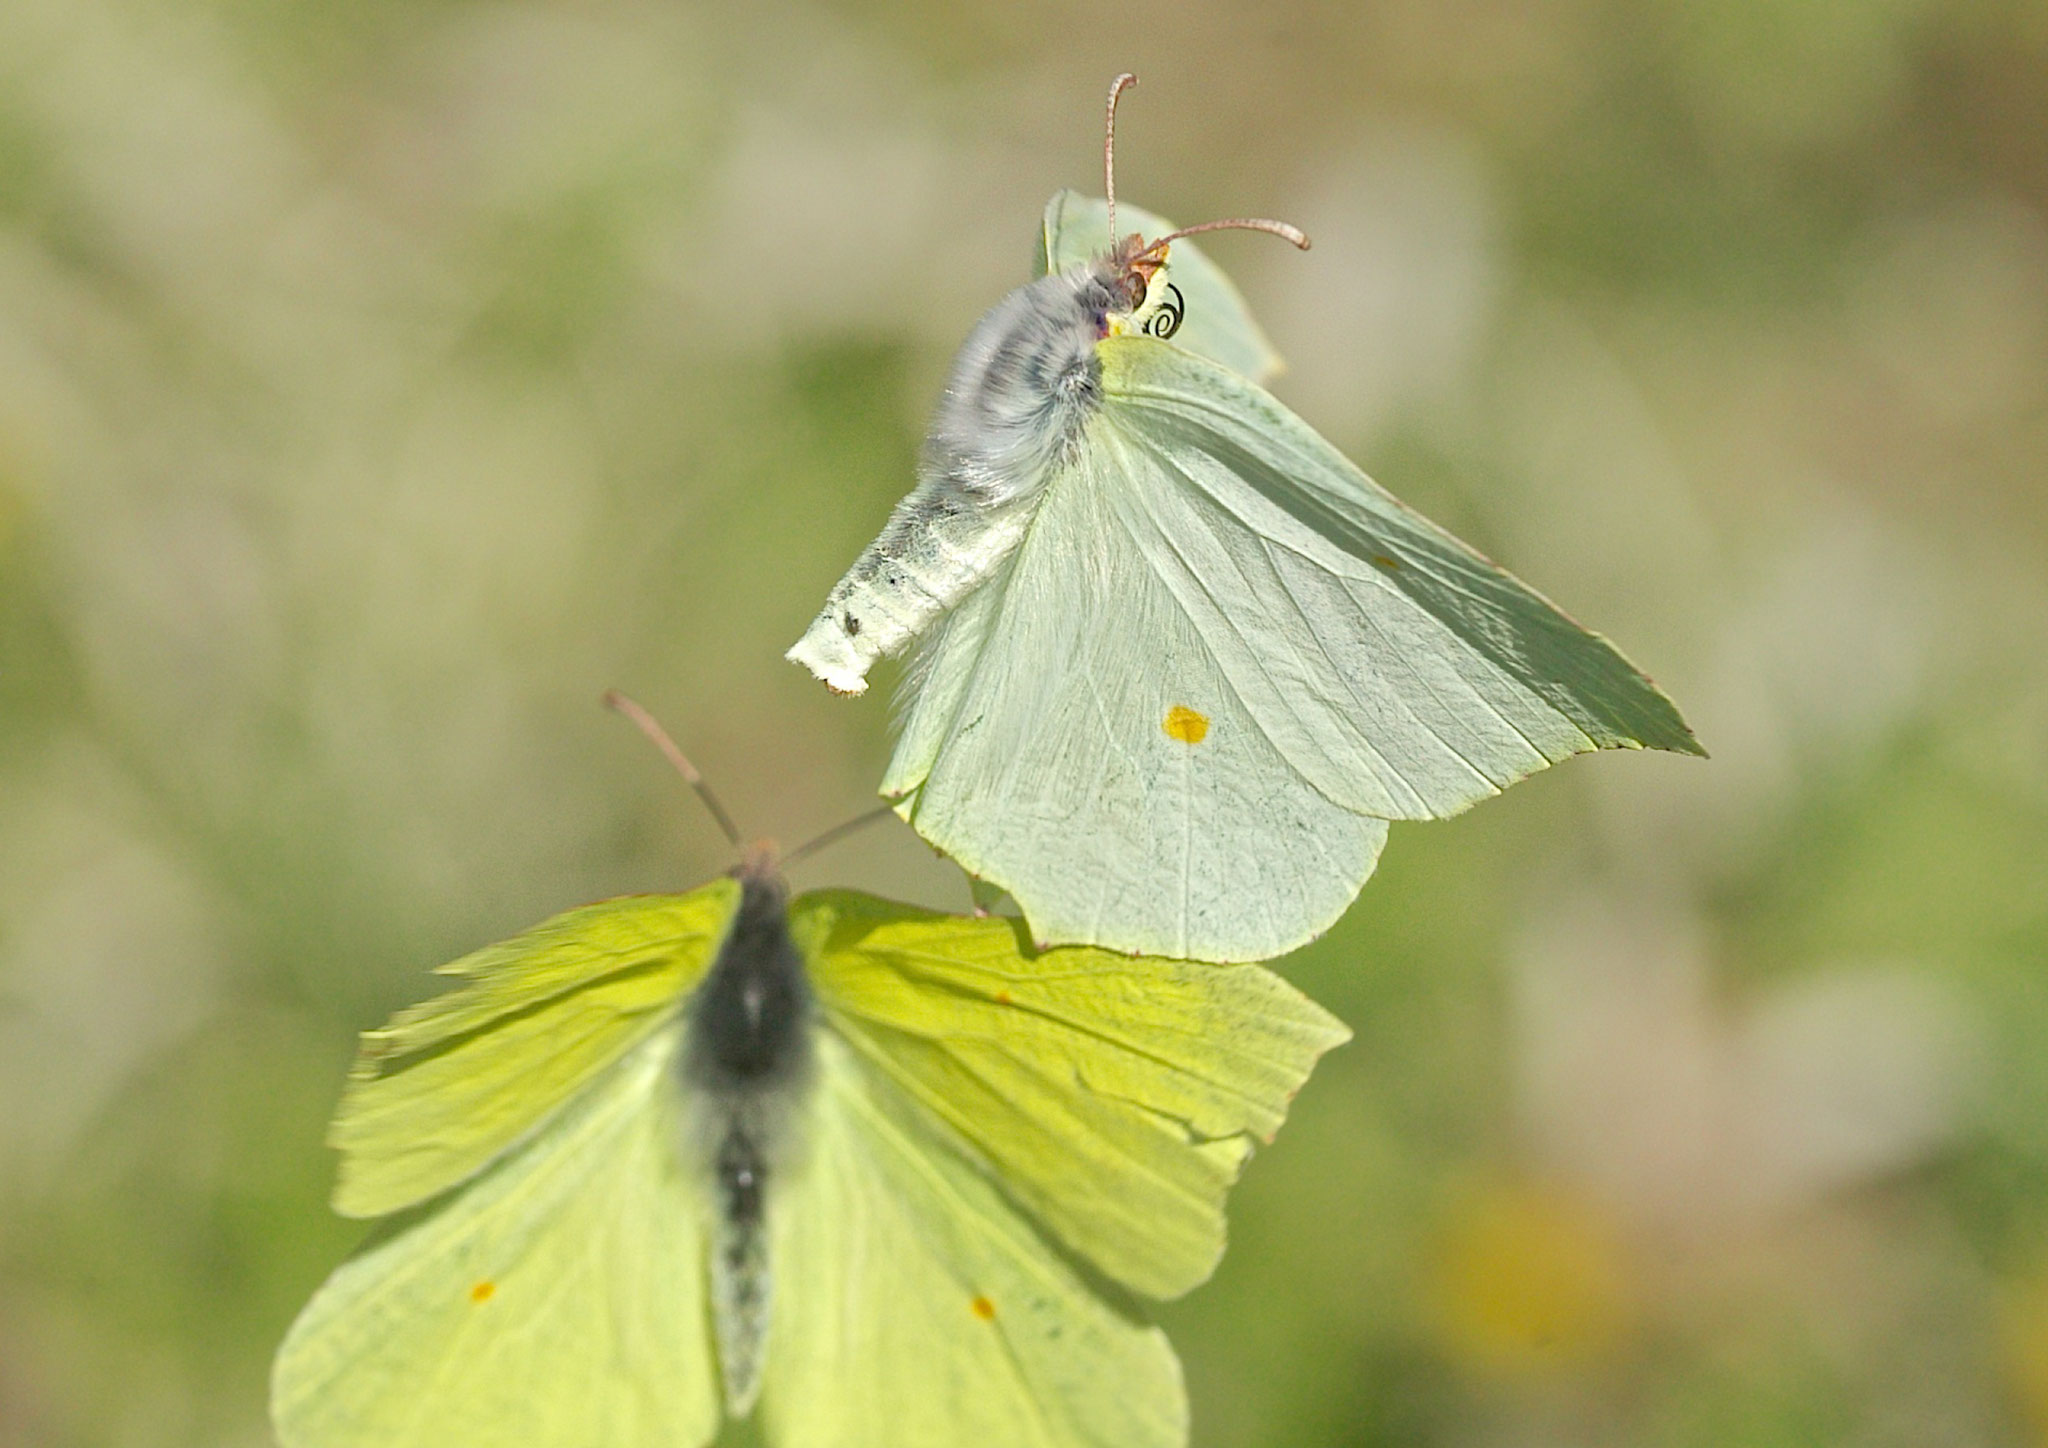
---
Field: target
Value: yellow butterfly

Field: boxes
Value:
[272,696,1348,1448]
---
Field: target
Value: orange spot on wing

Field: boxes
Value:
[994,989,1013,1004]
[1371,553,1402,571]
[469,1281,496,1303]
[1163,705,1209,744]
[971,1295,997,1321]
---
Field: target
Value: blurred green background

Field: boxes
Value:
[2,0,2046,1443]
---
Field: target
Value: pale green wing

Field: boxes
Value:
[883,339,1696,960]
[881,411,1391,961]
[1094,337,1702,805]
[759,1030,1187,1448]
[272,1034,718,1448]
[1038,189,1284,384]
[331,882,739,1217]
[789,890,1348,1299]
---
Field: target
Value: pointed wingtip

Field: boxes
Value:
[1639,711,1709,759]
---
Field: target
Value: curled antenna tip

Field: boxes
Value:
[1105,72,1139,245]
[1151,215,1313,253]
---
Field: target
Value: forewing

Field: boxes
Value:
[882,404,1390,961]
[759,1031,1187,1448]
[331,882,739,1217]
[272,1034,718,1448]
[1096,337,1701,815]
[883,338,1696,957]
[1039,189,1283,384]
[790,891,1348,1299]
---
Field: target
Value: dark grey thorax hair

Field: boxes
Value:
[684,864,813,1104]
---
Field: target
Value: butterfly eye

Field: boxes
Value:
[1145,283,1186,340]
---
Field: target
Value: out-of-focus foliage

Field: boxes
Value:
[0,0,2043,1444]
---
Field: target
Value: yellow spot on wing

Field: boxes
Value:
[971,1295,997,1321]
[1163,705,1209,744]
[469,1281,496,1303]
[1371,553,1402,571]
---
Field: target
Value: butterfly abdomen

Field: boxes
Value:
[682,869,815,1415]
[707,1115,773,1413]
[785,265,1119,694]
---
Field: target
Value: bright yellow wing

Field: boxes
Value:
[760,1031,1187,1448]
[330,881,738,1217]
[272,1034,718,1448]
[789,889,1350,1300]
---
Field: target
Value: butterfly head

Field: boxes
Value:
[1072,234,1180,345]
[1092,73,1309,343]
[1108,233,1168,309]
[731,839,788,895]
[1100,233,1170,325]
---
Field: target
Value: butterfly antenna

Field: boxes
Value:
[1151,215,1311,252]
[602,690,744,849]
[1105,71,1138,245]
[783,804,898,868]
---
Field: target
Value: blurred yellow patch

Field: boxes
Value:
[1428,1179,1635,1378]
[0,440,23,552]
[2000,1270,2048,1443]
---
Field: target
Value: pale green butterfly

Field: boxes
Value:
[271,696,1347,1448]
[787,74,1701,963]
